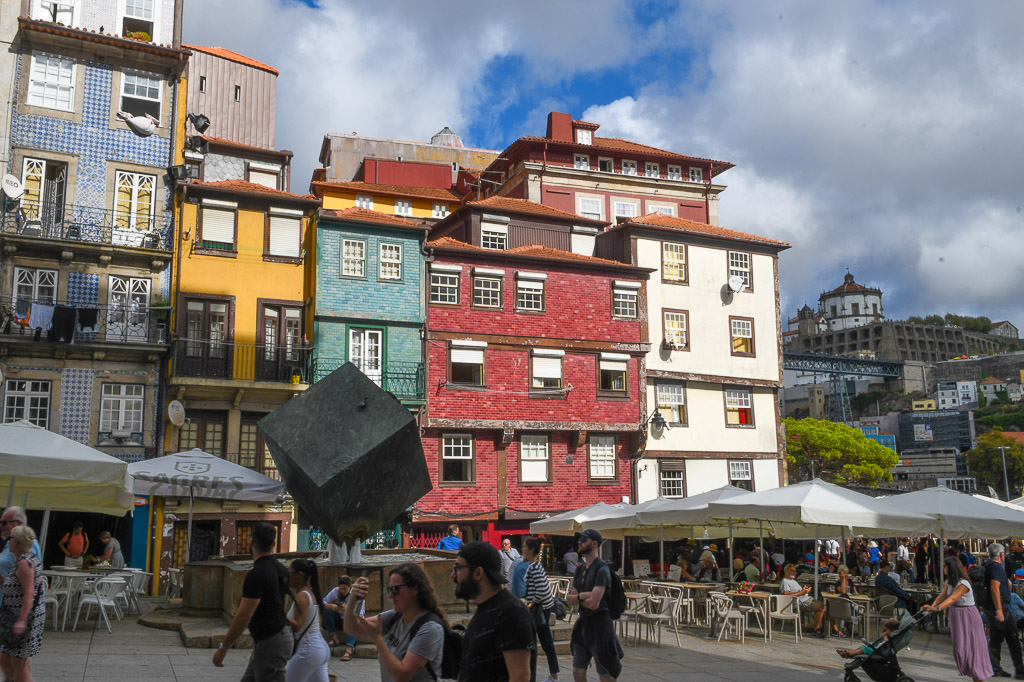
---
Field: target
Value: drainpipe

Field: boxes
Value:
[420,241,434,430]
[704,162,713,224]
[540,142,547,204]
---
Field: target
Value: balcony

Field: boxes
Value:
[311,358,425,401]
[1,297,170,346]
[175,339,311,383]
[1,202,172,251]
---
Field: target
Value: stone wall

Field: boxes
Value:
[935,351,1024,384]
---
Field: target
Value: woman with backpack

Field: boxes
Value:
[345,562,447,682]
[523,536,560,682]
[922,557,992,682]
[285,558,330,681]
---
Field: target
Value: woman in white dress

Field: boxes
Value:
[285,559,330,682]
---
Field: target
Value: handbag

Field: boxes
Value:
[551,598,568,620]
[528,602,547,629]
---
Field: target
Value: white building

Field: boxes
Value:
[980,376,1007,402]
[1009,383,1022,403]
[991,321,1019,340]
[596,213,790,501]
[937,381,959,409]
[818,272,884,331]
[957,379,978,404]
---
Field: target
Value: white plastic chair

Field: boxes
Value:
[72,578,129,633]
[639,594,681,647]
[710,592,746,642]
[167,567,183,600]
[42,574,67,631]
[768,594,802,642]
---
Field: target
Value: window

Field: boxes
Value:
[515,274,545,312]
[574,154,590,170]
[576,129,592,145]
[262,305,302,365]
[663,310,688,349]
[613,201,638,221]
[662,243,686,283]
[122,0,154,35]
[341,239,365,277]
[121,70,162,122]
[667,165,682,180]
[531,351,563,390]
[107,275,149,341]
[429,268,460,304]
[441,434,474,483]
[730,316,755,356]
[729,460,753,490]
[660,463,685,497]
[379,243,402,280]
[578,197,602,221]
[728,251,751,290]
[233,85,241,102]
[621,160,637,176]
[395,200,412,217]
[28,53,74,111]
[248,166,279,189]
[852,302,860,315]
[520,434,550,483]
[481,224,508,250]
[239,418,274,474]
[267,208,301,258]
[37,0,75,23]
[198,75,206,93]
[13,267,57,304]
[3,380,50,427]
[656,383,686,424]
[649,204,675,216]
[99,383,144,434]
[472,275,502,308]
[645,162,660,178]
[432,203,449,219]
[355,195,373,210]
[21,156,67,221]
[598,158,613,173]
[588,435,617,480]
[612,282,638,318]
[598,353,628,394]
[114,170,156,232]
[725,388,754,426]
[198,201,236,250]
[178,410,226,456]
[349,328,382,385]
[450,343,484,385]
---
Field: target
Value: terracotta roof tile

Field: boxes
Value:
[184,45,279,75]
[622,213,790,248]
[190,180,316,201]
[319,206,425,228]
[19,17,186,56]
[427,236,632,268]
[980,377,1006,385]
[466,195,605,223]
[515,136,734,175]
[311,180,461,202]
[1002,432,1024,443]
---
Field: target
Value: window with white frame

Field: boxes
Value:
[267,208,301,258]
[122,0,154,35]
[621,160,638,176]
[531,351,563,390]
[613,201,638,221]
[3,380,50,427]
[598,158,613,173]
[28,53,75,111]
[515,274,545,312]
[729,460,752,490]
[472,275,502,308]
[588,435,616,480]
[355,195,373,210]
[450,344,485,385]
[662,243,686,282]
[341,239,365,277]
[574,154,590,170]
[664,311,688,349]
[432,203,449,219]
[656,382,686,423]
[576,128,592,145]
[520,434,550,483]
[649,204,675,216]
[598,354,628,394]
[114,170,156,231]
[612,282,638,318]
[660,464,685,497]
[577,197,602,221]
[120,70,162,121]
[441,433,474,483]
[645,162,660,178]
[198,201,235,249]
[730,317,754,355]
[728,251,751,289]
[379,243,402,280]
[99,383,144,434]
[481,224,508,250]
[394,200,412,216]
[689,167,703,182]
[13,267,57,304]
[37,0,75,23]
[667,165,682,180]
[429,268,460,304]
[725,388,754,426]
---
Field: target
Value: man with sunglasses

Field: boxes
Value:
[567,529,623,682]
[0,508,41,608]
[453,541,536,682]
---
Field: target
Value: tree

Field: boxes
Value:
[784,417,899,487]
[965,431,1024,499]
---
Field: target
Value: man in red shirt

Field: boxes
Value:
[58,521,89,568]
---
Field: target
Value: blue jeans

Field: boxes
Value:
[322,609,356,647]
[536,608,559,676]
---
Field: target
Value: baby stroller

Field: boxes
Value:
[841,610,931,682]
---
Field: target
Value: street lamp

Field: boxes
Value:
[998,446,1011,501]
[643,409,669,431]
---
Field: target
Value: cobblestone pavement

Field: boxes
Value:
[34,602,966,681]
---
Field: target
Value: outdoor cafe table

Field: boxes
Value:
[727,590,771,642]
[849,593,873,639]
[43,569,106,631]
[622,592,648,645]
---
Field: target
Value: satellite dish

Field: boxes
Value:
[728,274,747,294]
[2,175,23,201]
[167,400,186,427]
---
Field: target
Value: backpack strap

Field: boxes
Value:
[385,611,441,680]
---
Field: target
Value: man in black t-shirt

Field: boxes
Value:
[454,541,536,682]
[213,523,291,681]
[568,529,623,682]
[983,542,1024,678]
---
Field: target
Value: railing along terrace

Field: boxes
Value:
[175,338,311,383]
[311,358,425,400]
[1,201,172,250]
[0,296,171,344]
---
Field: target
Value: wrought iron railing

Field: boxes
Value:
[175,338,311,383]
[1,201,172,251]
[310,358,425,400]
[0,296,170,344]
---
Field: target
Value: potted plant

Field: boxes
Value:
[81,553,96,570]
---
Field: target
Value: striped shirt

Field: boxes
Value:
[524,560,555,609]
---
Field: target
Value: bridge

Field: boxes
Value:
[782,352,903,422]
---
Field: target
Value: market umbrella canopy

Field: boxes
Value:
[530,502,632,538]
[884,486,1024,539]
[0,420,133,515]
[128,449,285,501]
[635,486,753,528]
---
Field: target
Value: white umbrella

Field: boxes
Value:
[884,486,1024,539]
[128,449,285,563]
[529,502,632,538]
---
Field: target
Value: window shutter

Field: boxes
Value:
[533,357,561,379]
[660,460,686,472]
[517,279,544,292]
[201,207,234,244]
[268,214,300,257]
[249,169,278,189]
[599,358,627,371]
[451,348,483,364]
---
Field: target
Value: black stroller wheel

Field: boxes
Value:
[843,669,861,682]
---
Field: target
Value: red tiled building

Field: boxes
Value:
[412,197,653,545]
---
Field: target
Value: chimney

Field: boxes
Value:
[546,112,573,143]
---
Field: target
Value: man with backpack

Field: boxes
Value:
[981,543,1024,678]
[568,529,624,682]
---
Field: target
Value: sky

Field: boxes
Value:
[183,1,1024,328]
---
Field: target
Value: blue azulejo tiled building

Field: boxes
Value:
[309,206,428,408]
[0,1,188,508]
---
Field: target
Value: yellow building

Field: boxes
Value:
[912,398,937,411]
[311,179,461,221]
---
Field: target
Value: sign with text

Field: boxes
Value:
[914,423,933,441]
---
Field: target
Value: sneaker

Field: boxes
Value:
[541,677,559,682]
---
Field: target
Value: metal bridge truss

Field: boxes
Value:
[782,352,903,423]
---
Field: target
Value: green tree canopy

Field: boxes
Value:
[784,417,899,487]
[965,431,1024,499]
